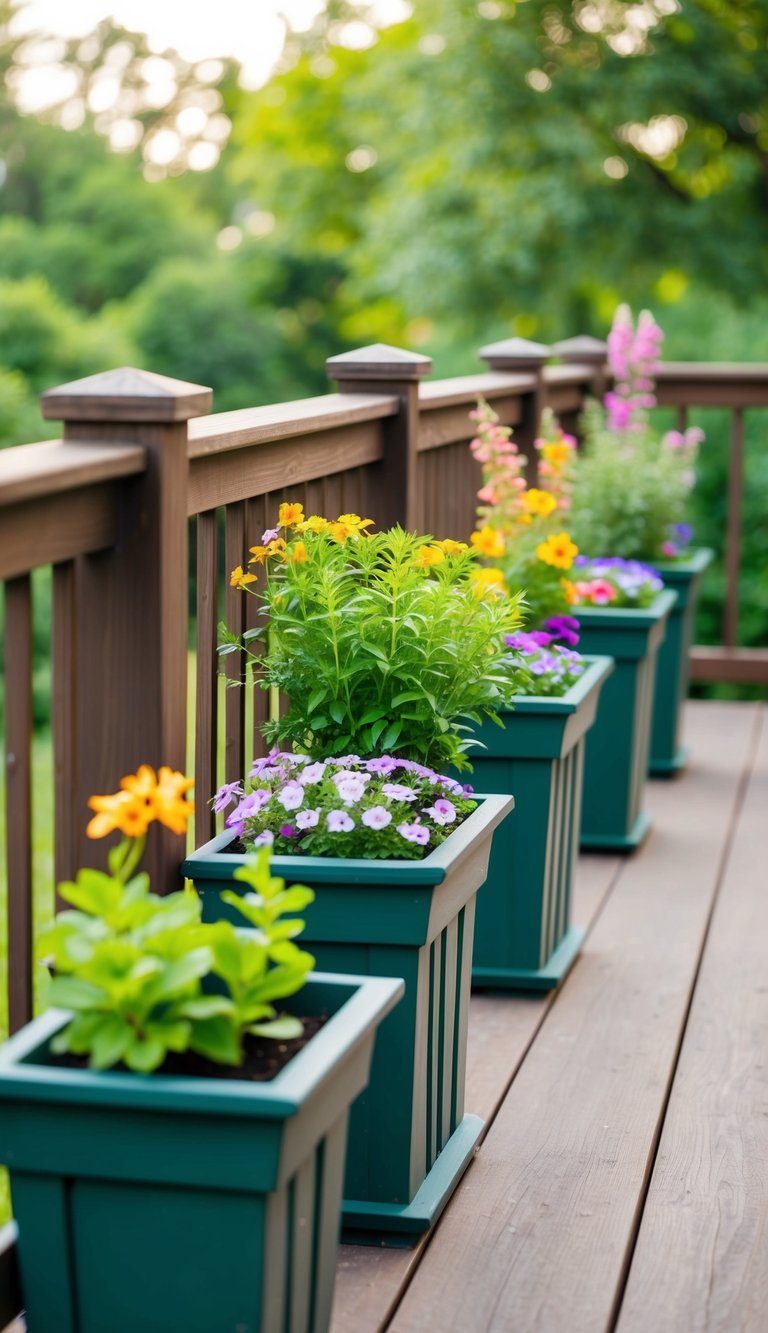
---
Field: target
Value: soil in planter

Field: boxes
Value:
[49,1015,328,1083]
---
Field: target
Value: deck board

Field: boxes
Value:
[616,707,768,1333]
[387,703,758,1333]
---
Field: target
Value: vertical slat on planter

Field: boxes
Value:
[223,501,247,785]
[290,1153,316,1333]
[311,1119,346,1333]
[4,575,33,1033]
[451,902,472,1128]
[195,510,219,845]
[427,937,441,1167]
[440,921,458,1152]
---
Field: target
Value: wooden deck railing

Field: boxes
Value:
[1,340,767,1046]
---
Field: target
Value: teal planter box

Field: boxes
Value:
[0,972,401,1333]
[650,549,713,776]
[463,656,614,991]
[576,589,677,851]
[183,793,513,1244]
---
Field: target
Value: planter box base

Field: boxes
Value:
[472,924,586,993]
[340,1112,483,1246]
[581,809,651,853]
[649,744,688,778]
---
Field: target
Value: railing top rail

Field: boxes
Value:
[187,391,398,459]
[543,364,597,386]
[0,438,146,508]
[656,362,768,383]
[419,371,536,410]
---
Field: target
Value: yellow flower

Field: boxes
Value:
[297,515,330,534]
[523,488,557,518]
[230,565,256,588]
[470,525,506,559]
[435,539,469,556]
[266,538,286,559]
[561,577,578,605]
[336,513,374,531]
[328,521,357,544]
[413,544,445,569]
[536,532,579,570]
[287,541,308,564]
[470,567,507,599]
[278,501,305,528]
[248,546,269,565]
[542,441,572,469]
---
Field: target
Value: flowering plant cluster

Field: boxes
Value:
[225,504,525,772]
[39,768,315,1071]
[215,751,476,862]
[568,305,703,562]
[505,628,586,698]
[566,557,663,609]
[468,400,580,629]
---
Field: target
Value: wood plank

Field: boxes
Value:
[330,852,621,1333]
[388,702,758,1333]
[52,562,78,892]
[690,647,768,686]
[0,485,123,582]
[616,706,768,1333]
[0,439,145,506]
[194,511,219,845]
[223,504,246,786]
[420,372,532,409]
[187,392,397,457]
[4,577,34,1034]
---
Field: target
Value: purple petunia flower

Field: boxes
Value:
[252,830,274,848]
[382,783,419,802]
[326,810,355,833]
[261,528,280,545]
[397,821,430,846]
[425,798,457,826]
[362,805,393,830]
[296,807,320,830]
[279,823,298,839]
[299,761,327,786]
[213,781,243,813]
[543,614,581,647]
[277,781,304,812]
[366,756,398,775]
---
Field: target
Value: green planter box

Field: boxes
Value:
[462,656,614,991]
[575,589,677,851]
[183,793,513,1244]
[0,972,401,1333]
[650,549,713,776]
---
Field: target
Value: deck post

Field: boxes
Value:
[478,337,549,483]
[326,343,432,529]
[41,368,212,892]
[553,334,609,399]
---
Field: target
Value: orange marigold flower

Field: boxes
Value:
[287,541,308,564]
[536,532,579,570]
[278,502,305,527]
[119,764,194,836]
[413,544,445,569]
[523,488,557,518]
[230,566,256,588]
[470,525,506,559]
[86,791,152,840]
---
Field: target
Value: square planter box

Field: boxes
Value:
[650,549,713,776]
[461,656,614,991]
[0,972,402,1333]
[575,589,677,851]
[183,793,513,1245]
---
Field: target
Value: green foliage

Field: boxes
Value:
[229,519,525,770]
[38,850,315,1072]
[568,401,696,561]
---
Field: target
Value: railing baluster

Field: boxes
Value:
[224,502,247,785]
[676,406,688,432]
[4,576,33,1033]
[245,496,269,762]
[52,561,77,897]
[724,408,744,649]
[195,511,219,844]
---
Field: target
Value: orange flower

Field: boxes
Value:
[86,791,152,840]
[523,488,557,518]
[435,539,469,556]
[230,566,256,588]
[287,541,308,564]
[278,502,305,528]
[121,764,194,836]
[561,578,578,606]
[267,537,286,558]
[536,532,579,570]
[470,526,506,559]
[542,441,572,470]
[248,545,269,565]
[413,544,445,569]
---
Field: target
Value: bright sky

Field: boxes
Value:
[13,0,411,88]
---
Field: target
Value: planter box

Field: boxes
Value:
[183,793,513,1244]
[462,656,614,991]
[0,972,402,1333]
[575,589,677,851]
[650,549,713,776]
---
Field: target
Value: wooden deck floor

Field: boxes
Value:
[332,700,768,1333]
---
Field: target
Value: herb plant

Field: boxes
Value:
[39,767,315,1072]
[226,506,525,771]
[216,751,476,861]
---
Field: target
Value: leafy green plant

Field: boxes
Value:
[39,847,315,1074]
[225,506,525,771]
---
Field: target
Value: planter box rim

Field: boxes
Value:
[502,654,614,717]
[183,791,514,888]
[0,971,403,1118]
[574,586,677,627]
[653,546,714,577]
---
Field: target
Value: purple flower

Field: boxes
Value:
[225,813,245,837]
[397,821,430,846]
[425,798,457,826]
[299,761,327,786]
[335,775,368,804]
[332,754,361,767]
[436,776,465,796]
[382,783,418,802]
[296,807,320,830]
[261,528,280,544]
[279,823,298,839]
[213,781,243,813]
[362,805,393,830]
[252,830,274,848]
[543,614,581,648]
[241,789,271,817]
[366,756,398,775]
[277,781,304,812]
[326,810,355,833]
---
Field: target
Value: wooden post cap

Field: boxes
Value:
[326,343,432,383]
[41,367,213,423]
[478,337,550,371]
[552,336,608,365]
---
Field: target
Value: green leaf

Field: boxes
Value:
[90,1015,134,1070]
[124,1035,166,1074]
[249,1015,304,1041]
[189,1016,241,1066]
[46,975,107,1011]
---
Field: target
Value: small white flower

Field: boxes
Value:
[335,775,368,805]
[326,810,355,833]
[277,781,304,812]
[299,762,327,786]
[362,806,393,830]
[295,807,320,830]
